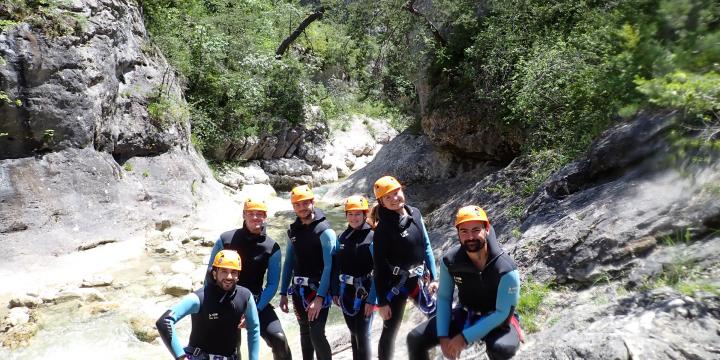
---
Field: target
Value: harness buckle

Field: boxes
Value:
[192,347,202,357]
[392,266,400,275]
[356,286,368,299]
[391,287,400,296]
[293,276,309,286]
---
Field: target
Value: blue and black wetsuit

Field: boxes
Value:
[407,226,522,360]
[157,283,260,360]
[373,205,437,360]
[330,222,377,360]
[280,208,336,360]
[207,225,291,360]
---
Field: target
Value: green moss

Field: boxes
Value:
[517,281,550,333]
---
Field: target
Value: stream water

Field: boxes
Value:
[0,188,356,359]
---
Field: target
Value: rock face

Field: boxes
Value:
[0,0,189,161]
[214,115,399,191]
[0,0,229,272]
[420,101,521,163]
[331,111,719,359]
[324,129,496,210]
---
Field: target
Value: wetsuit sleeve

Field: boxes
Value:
[436,261,454,337]
[373,224,391,306]
[257,250,281,310]
[317,229,336,298]
[419,217,437,280]
[462,270,520,343]
[367,242,378,304]
[280,240,295,296]
[204,238,224,285]
[330,250,340,297]
[156,293,201,358]
[244,296,260,360]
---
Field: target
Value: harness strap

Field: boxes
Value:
[185,346,237,360]
[290,277,331,310]
[338,273,372,316]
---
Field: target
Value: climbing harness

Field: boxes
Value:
[185,346,238,360]
[455,307,525,343]
[385,264,436,315]
[338,273,372,316]
[289,276,331,310]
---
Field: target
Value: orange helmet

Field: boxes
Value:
[455,205,490,228]
[212,250,242,271]
[243,197,268,212]
[373,176,401,200]
[345,195,369,212]
[290,185,314,203]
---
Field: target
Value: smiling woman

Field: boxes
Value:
[371,175,438,359]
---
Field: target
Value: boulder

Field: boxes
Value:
[163,274,193,296]
[170,259,195,274]
[54,288,107,303]
[9,295,43,309]
[81,274,114,287]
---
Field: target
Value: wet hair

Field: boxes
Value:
[367,203,380,229]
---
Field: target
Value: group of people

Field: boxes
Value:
[157,175,523,360]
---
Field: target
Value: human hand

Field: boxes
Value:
[238,315,246,329]
[447,334,467,359]
[439,337,455,359]
[364,303,375,318]
[378,304,392,321]
[279,295,289,313]
[428,281,439,295]
[307,297,324,321]
[332,296,340,307]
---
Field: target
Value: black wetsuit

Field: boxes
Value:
[407,227,522,360]
[207,225,291,360]
[331,222,376,360]
[372,205,437,360]
[280,208,336,360]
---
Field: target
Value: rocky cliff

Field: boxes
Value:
[337,109,720,359]
[0,0,228,270]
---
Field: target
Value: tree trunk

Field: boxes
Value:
[403,0,446,47]
[275,7,325,58]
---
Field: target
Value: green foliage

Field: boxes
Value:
[123,162,133,172]
[638,257,719,297]
[521,150,570,196]
[141,0,408,156]
[142,170,150,178]
[507,204,525,220]
[0,0,88,37]
[660,228,693,246]
[362,0,720,158]
[147,91,189,130]
[0,19,17,30]
[636,71,720,120]
[517,280,550,333]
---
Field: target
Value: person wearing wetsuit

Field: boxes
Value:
[330,195,377,360]
[371,176,438,360]
[407,206,523,360]
[157,250,260,360]
[279,185,336,360]
[206,198,292,360]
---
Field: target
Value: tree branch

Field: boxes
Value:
[276,7,325,58]
[403,0,446,47]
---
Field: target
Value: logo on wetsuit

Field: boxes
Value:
[208,313,219,320]
[400,230,409,238]
[453,276,463,284]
